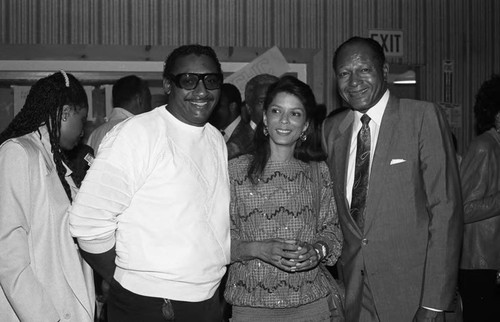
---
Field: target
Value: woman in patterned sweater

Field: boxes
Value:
[225,75,343,321]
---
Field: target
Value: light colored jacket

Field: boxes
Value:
[0,127,95,322]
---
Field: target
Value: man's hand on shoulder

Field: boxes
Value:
[412,307,445,322]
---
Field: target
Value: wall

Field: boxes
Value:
[1,0,499,152]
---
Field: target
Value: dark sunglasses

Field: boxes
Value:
[168,73,223,90]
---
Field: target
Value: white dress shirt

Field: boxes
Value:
[346,90,390,206]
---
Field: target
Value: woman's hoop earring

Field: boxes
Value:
[300,131,307,142]
[263,126,269,136]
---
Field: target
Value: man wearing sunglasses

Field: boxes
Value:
[69,44,230,322]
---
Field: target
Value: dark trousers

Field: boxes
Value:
[459,269,500,322]
[107,280,222,322]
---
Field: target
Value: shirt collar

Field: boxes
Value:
[250,120,258,130]
[354,89,390,127]
[107,107,134,122]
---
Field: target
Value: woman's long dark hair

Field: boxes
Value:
[0,71,88,201]
[248,75,326,183]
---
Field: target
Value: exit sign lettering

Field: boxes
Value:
[369,30,404,57]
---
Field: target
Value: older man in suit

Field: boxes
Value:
[322,37,463,321]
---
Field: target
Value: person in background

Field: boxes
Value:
[459,74,500,322]
[322,37,463,321]
[225,75,343,321]
[87,75,152,153]
[209,83,254,160]
[69,44,230,322]
[244,73,279,131]
[0,71,95,321]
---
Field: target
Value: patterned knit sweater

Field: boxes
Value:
[224,155,342,308]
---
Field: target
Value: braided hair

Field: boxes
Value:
[0,71,88,201]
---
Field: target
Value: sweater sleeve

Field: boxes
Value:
[228,157,246,241]
[69,121,148,253]
[314,161,343,266]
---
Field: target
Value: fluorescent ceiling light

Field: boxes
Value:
[389,69,416,85]
[394,79,416,84]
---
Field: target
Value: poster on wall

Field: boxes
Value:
[442,60,454,103]
[224,46,290,98]
[12,86,31,117]
[0,88,14,133]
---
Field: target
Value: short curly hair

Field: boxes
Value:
[332,36,386,71]
[474,74,500,135]
[162,44,222,79]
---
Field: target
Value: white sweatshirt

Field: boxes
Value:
[69,106,230,301]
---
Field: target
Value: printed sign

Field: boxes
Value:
[369,30,404,57]
[224,46,289,98]
[12,85,31,117]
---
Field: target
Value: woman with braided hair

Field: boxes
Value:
[0,71,95,321]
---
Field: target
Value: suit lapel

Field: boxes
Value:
[364,95,400,232]
[227,120,245,143]
[334,112,353,205]
[331,111,365,234]
[226,121,254,159]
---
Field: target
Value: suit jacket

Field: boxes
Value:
[0,128,95,321]
[226,119,255,160]
[322,95,463,321]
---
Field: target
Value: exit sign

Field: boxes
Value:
[369,30,403,57]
